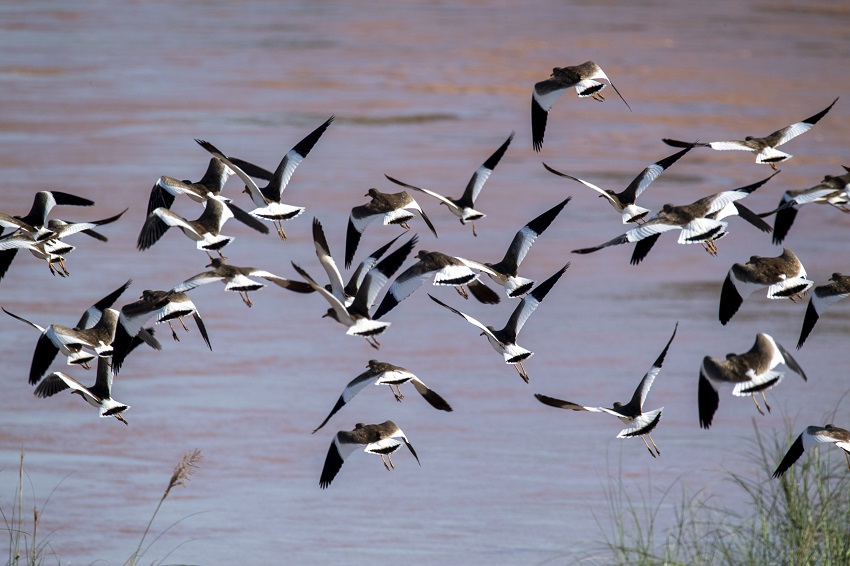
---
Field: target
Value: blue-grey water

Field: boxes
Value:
[1,1,849,564]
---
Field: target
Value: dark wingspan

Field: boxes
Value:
[630,234,661,265]
[772,433,804,478]
[718,273,743,326]
[697,371,720,429]
[319,438,345,489]
[467,279,500,305]
[29,333,60,385]
[572,233,629,255]
[734,203,772,233]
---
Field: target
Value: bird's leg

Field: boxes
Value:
[81,361,91,370]
[58,257,70,276]
[394,385,404,401]
[770,162,778,171]
[456,286,469,299]
[471,221,477,237]
[640,436,657,458]
[751,394,765,416]
[700,241,712,255]
[592,92,605,102]
[206,251,215,261]
[380,455,390,471]
[115,413,129,426]
[387,453,395,470]
[787,295,798,304]
[167,321,180,342]
[648,433,661,456]
[240,292,253,308]
[179,316,190,332]
[761,391,771,413]
[389,384,402,402]
[400,222,411,230]
[47,261,58,276]
[514,361,530,383]
[368,336,381,350]
[217,250,227,260]
[709,239,718,255]
[275,220,287,240]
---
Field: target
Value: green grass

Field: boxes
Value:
[2,449,62,566]
[2,448,202,566]
[591,420,850,566]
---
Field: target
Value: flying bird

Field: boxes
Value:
[719,248,813,325]
[573,173,776,264]
[0,208,127,278]
[372,249,501,320]
[663,97,838,169]
[292,234,417,349]
[345,188,437,269]
[427,263,569,382]
[535,322,677,458]
[478,197,571,298]
[111,289,212,373]
[0,190,96,280]
[698,333,807,428]
[195,116,334,239]
[146,157,234,214]
[384,132,514,237]
[33,357,129,425]
[797,273,850,349]
[531,61,631,151]
[759,167,850,244]
[142,157,268,245]
[3,280,158,384]
[173,257,314,308]
[773,425,850,478]
[319,420,420,489]
[312,359,452,433]
[4,210,116,277]
[138,197,248,258]
[311,217,402,307]
[543,146,691,224]
[0,190,94,240]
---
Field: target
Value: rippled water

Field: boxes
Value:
[1,1,849,564]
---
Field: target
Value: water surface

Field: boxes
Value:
[1,1,849,564]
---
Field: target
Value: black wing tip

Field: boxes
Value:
[531,96,547,152]
[49,191,96,207]
[806,96,839,125]
[529,262,570,300]
[344,217,361,269]
[654,321,679,366]
[797,302,818,350]
[468,280,500,305]
[697,372,719,429]
[718,274,741,326]
[319,442,344,489]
